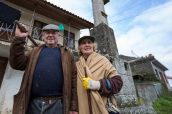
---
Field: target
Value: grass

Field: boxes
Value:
[153,92,172,114]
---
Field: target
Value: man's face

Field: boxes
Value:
[79,39,94,56]
[42,30,59,47]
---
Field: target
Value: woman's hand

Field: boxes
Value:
[82,77,100,90]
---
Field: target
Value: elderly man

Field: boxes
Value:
[9,24,78,114]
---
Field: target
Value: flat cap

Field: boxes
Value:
[78,36,95,45]
[42,24,59,31]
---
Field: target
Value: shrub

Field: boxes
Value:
[153,92,172,114]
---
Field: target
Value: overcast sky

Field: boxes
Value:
[47,0,172,82]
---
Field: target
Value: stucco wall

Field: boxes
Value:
[0,63,24,113]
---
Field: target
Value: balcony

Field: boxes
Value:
[0,21,43,43]
[0,21,15,42]
[0,21,76,50]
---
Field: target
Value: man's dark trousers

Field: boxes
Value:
[26,98,63,114]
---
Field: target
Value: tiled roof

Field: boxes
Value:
[119,54,168,71]
[6,0,94,29]
[119,54,136,61]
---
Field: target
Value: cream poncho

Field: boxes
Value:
[76,52,117,114]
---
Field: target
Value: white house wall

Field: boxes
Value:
[0,1,83,113]
[0,42,10,58]
[0,63,24,113]
[3,1,80,50]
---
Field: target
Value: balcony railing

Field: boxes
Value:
[0,21,15,42]
[0,21,76,50]
[0,21,44,42]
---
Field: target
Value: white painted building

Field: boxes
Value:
[0,0,93,113]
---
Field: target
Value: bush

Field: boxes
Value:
[153,92,172,114]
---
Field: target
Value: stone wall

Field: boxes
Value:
[130,61,154,76]
[135,82,163,105]
[119,82,161,114]
[114,57,138,107]
[90,23,118,57]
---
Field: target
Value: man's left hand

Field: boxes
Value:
[69,111,78,114]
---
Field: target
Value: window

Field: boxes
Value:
[159,72,163,79]
[0,2,21,30]
[31,20,46,40]
[124,62,128,71]
[155,69,159,78]
[0,3,21,41]
[63,30,75,49]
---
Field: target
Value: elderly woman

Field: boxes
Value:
[76,36,123,114]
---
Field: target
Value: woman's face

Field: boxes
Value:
[79,39,94,56]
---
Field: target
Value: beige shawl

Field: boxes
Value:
[76,52,117,114]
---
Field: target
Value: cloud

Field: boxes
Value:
[47,0,93,22]
[47,0,172,76]
[116,1,172,76]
